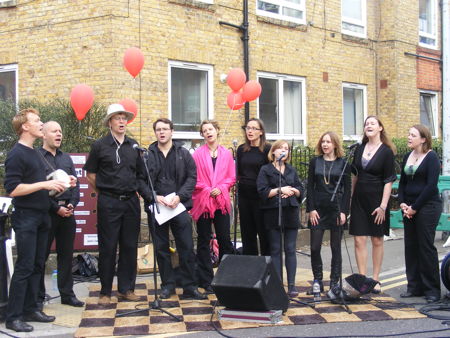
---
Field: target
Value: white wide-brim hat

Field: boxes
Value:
[103,103,134,127]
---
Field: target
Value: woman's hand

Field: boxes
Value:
[338,212,346,226]
[404,206,416,219]
[309,210,320,226]
[371,206,386,224]
[210,188,221,197]
[280,186,295,198]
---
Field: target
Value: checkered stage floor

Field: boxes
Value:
[75,273,425,337]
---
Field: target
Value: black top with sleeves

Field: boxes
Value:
[349,143,396,236]
[237,144,271,199]
[306,156,351,229]
[38,147,80,213]
[398,151,441,211]
[4,143,50,211]
[83,133,150,200]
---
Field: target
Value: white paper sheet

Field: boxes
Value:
[150,192,186,225]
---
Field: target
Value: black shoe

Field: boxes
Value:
[288,285,299,298]
[425,295,440,303]
[183,288,207,300]
[400,291,423,298]
[5,319,33,332]
[23,310,56,323]
[159,287,176,299]
[61,296,85,307]
[202,285,215,294]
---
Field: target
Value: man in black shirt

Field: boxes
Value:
[84,104,150,305]
[38,121,84,308]
[4,108,74,333]
[145,118,206,300]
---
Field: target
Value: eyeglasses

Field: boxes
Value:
[112,116,128,121]
[155,127,171,133]
[243,126,261,131]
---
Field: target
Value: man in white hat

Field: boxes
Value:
[84,104,150,304]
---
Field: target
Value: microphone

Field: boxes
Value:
[277,152,286,161]
[347,141,362,149]
[133,144,147,152]
[232,139,238,148]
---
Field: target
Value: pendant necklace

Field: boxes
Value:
[323,159,335,185]
[366,142,381,157]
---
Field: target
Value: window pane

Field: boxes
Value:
[259,78,279,134]
[342,22,364,34]
[283,80,302,134]
[419,0,433,34]
[285,0,301,4]
[420,94,435,136]
[258,1,280,14]
[343,87,364,135]
[342,0,362,21]
[171,68,208,132]
[0,70,17,105]
[283,7,303,19]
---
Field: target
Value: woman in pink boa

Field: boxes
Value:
[192,120,236,293]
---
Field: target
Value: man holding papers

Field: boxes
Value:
[145,118,206,300]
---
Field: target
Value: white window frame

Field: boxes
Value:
[168,61,214,141]
[256,0,306,25]
[257,72,307,143]
[419,0,438,49]
[342,82,367,141]
[0,63,18,105]
[420,90,439,138]
[341,0,367,38]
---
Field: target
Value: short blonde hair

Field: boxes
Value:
[12,108,40,136]
[268,140,291,162]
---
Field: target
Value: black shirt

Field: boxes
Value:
[4,143,50,211]
[83,133,149,198]
[237,143,271,199]
[155,146,177,196]
[38,147,80,213]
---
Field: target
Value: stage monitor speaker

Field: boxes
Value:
[211,255,289,312]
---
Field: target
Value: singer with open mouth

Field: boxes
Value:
[256,140,304,297]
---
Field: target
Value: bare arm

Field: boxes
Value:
[9,180,66,197]
[86,172,97,193]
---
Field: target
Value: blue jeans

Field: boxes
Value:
[7,208,50,322]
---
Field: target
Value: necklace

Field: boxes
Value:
[323,159,335,185]
[366,142,381,157]
[208,145,218,158]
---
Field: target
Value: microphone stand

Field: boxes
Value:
[329,146,356,315]
[0,208,9,322]
[116,149,180,321]
[232,142,239,252]
[277,157,284,285]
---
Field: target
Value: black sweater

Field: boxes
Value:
[4,143,50,211]
[398,151,441,211]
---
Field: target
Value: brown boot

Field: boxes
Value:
[117,291,140,301]
[98,295,111,305]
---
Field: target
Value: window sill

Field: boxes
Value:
[0,0,17,8]
[341,34,369,45]
[168,0,216,11]
[256,15,307,31]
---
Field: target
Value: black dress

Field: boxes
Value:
[349,143,396,237]
[306,156,351,229]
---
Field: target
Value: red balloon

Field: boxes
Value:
[119,98,138,124]
[226,68,246,91]
[70,84,94,121]
[123,47,145,78]
[227,91,245,110]
[242,80,262,102]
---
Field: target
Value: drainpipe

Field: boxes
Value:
[220,0,250,122]
[443,0,450,175]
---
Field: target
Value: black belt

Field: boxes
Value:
[100,191,135,201]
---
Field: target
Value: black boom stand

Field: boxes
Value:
[116,149,180,321]
[328,146,357,315]
[0,209,9,322]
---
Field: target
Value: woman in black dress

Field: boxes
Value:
[349,116,396,293]
[237,118,271,255]
[307,132,351,293]
[256,140,304,297]
[398,125,442,303]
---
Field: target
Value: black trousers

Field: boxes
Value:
[403,200,442,297]
[149,210,197,291]
[195,210,233,287]
[38,212,76,302]
[310,228,342,282]
[97,193,140,296]
[238,196,270,256]
[7,209,50,322]
[268,228,298,286]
